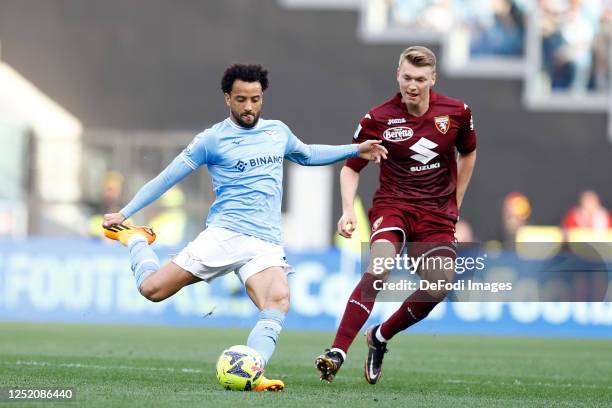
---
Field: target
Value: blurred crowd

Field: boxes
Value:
[389,0,528,56]
[382,0,611,92]
[540,0,612,92]
[456,189,612,244]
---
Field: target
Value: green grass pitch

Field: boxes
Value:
[1,322,610,407]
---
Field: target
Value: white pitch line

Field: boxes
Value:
[13,360,203,374]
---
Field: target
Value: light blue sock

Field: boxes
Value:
[247,308,285,366]
[127,236,160,291]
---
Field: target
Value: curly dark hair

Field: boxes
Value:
[221,63,269,94]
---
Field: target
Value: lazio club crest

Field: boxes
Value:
[434,115,450,134]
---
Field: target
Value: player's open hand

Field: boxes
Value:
[103,212,126,228]
[337,212,357,238]
[357,140,388,163]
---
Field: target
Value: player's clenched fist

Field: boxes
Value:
[337,212,357,238]
[103,212,126,228]
[357,140,388,163]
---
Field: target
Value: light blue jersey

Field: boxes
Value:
[121,118,359,245]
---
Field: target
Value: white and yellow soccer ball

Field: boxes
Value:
[216,345,264,391]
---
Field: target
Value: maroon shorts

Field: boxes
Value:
[368,206,456,258]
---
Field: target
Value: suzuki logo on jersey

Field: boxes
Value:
[387,118,406,125]
[410,137,439,165]
[234,156,283,172]
[383,126,413,142]
[410,162,440,172]
[434,115,450,134]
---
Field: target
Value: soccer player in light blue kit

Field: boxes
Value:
[102,64,387,391]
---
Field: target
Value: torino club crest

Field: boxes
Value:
[434,115,450,134]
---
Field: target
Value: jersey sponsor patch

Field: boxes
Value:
[434,115,450,134]
[234,160,248,172]
[234,156,283,172]
[372,216,384,232]
[387,118,406,125]
[410,162,441,172]
[383,126,413,142]
[409,137,439,164]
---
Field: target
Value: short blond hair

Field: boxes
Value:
[398,46,437,71]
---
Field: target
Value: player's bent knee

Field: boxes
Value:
[139,281,167,303]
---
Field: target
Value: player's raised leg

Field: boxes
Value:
[244,266,289,391]
[316,236,400,382]
[104,223,200,301]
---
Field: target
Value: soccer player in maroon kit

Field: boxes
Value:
[316,46,477,384]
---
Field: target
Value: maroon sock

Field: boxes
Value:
[332,273,381,353]
[379,290,440,341]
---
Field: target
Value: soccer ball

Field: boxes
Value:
[216,345,264,391]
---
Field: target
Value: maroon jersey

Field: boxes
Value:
[346,91,476,221]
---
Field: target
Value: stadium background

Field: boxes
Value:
[1,0,611,349]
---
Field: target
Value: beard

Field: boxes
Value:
[232,110,260,129]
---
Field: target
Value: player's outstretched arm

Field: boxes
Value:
[102,156,195,227]
[285,139,387,166]
[357,140,387,163]
[337,166,360,238]
[456,149,477,210]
